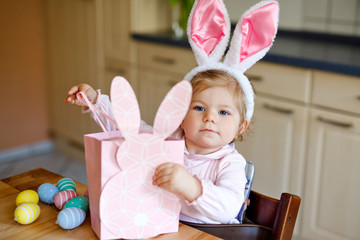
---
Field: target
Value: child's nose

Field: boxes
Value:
[203,111,216,123]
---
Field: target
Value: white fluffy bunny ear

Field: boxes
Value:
[110,76,141,137]
[224,0,279,73]
[153,81,192,139]
[188,0,231,65]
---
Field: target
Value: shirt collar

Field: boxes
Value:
[184,143,235,161]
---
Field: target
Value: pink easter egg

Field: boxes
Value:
[84,189,89,199]
[54,190,79,209]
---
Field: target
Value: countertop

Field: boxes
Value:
[132,30,360,78]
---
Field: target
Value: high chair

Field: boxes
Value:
[181,161,301,240]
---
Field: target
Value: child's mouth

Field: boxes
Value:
[201,129,217,134]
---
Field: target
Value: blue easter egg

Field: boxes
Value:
[57,207,86,229]
[63,196,89,212]
[56,178,76,192]
[37,183,60,204]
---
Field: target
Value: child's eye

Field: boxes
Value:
[194,106,205,111]
[219,110,229,116]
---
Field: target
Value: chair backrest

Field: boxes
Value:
[181,159,301,240]
[181,190,301,240]
[237,160,255,223]
[245,190,301,240]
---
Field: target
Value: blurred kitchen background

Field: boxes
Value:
[1,1,359,240]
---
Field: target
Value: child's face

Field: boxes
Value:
[181,86,246,154]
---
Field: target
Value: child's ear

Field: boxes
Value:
[235,120,249,139]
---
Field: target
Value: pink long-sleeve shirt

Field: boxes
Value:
[85,92,247,224]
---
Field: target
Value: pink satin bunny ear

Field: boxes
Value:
[153,81,192,139]
[188,0,231,65]
[224,0,279,73]
[110,76,141,137]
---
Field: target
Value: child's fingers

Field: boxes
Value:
[74,97,88,107]
[152,174,170,186]
[153,164,173,182]
[65,86,79,104]
[155,163,174,173]
[68,86,79,95]
[153,175,177,193]
[65,95,78,104]
[65,94,86,107]
[154,164,174,180]
[65,95,76,103]
[153,168,167,181]
[84,88,96,102]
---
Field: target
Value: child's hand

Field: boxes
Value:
[152,163,202,202]
[65,83,97,107]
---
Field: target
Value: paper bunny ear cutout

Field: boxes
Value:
[153,81,192,138]
[184,0,279,121]
[110,76,192,139]
[111,77,141,137]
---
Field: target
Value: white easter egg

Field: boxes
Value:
[57,207,86,230]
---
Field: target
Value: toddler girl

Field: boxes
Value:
[66,69,249,224]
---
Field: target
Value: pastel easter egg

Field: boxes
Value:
[38,183,60,204]
[56,178,76,192]
[14,202,41,224]
[16,190,39,206]
[63,196,89,212]
[56,207,86,229]
[54,190,79,209]
[83,189,89,199]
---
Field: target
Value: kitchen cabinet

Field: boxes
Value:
[46,0,102,145]
[135,42,197,124]
[235,65,360,240]
[101,0,173,115]
[46,0,171,154]
[103,0,171,63]
[102,0,138,95]
[237,63,312,197]
[103,58,135,96]
[235,62,312,237]
[236,96,308,199]
[302,71,360,240]
[138,69,183,125]
[103,0,131,62]
[302,109,360,240]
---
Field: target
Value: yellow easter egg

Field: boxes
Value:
[14,202,41,224]
[16,190,39,206]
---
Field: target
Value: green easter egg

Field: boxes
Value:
[63,196,89,212]
[56,178,76,192]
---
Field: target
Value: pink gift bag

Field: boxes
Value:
[81,77,192,239]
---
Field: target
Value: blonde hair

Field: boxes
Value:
[190,70,249,141]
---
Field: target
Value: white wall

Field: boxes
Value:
[224,0,360,36]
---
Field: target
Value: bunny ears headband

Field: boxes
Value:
[184,0,279,121]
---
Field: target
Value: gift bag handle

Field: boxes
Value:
[77,92,118,132]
